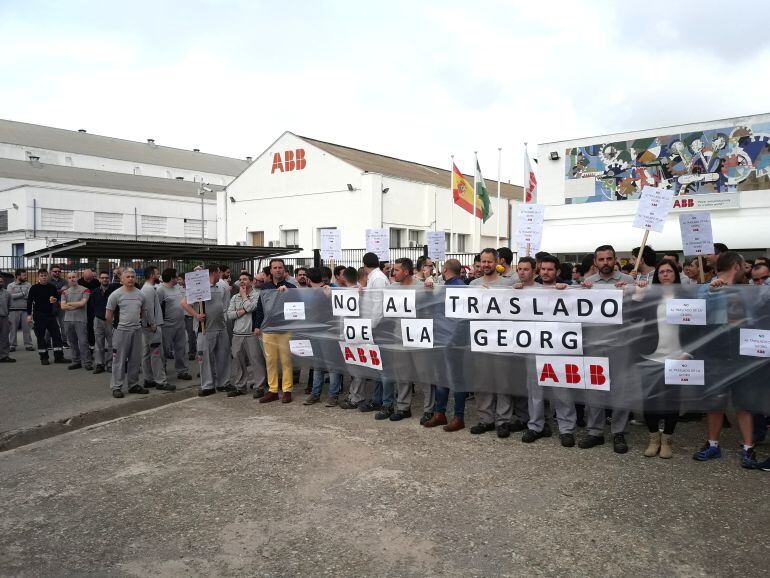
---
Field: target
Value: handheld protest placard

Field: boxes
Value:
[631,229,649,278]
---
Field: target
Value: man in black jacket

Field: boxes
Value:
[26,269,69,365]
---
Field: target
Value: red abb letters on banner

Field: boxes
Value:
[535,356,610,391]
[339,342,383,371]
[271,149,307,174]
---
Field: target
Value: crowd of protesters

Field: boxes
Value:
[1,243,768,472]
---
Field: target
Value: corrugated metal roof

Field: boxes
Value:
[299,135,524,200]
[0,119,249,176]
[0,158,223,198]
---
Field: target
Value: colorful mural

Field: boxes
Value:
[564,122,770,203]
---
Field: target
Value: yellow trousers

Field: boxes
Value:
[262,332,293,393]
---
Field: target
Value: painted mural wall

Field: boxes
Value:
[564,122,770,203]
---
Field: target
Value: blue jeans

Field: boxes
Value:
[377,378,395,408]
[311,370,343,398]
[435,386,466,418]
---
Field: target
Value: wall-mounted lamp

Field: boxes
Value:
[549,151,560,161]
[12,203,19,210]
[229,196,236,203]
[347,183,355,191]
[381,187,389,194]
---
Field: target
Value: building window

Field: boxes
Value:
[141,215,167,235]
[94,212,122,233]
[457,234,469,252]
[445,232,451,252]
[0,210,7,232]
[184,219,206,238]
[250,231,265,246]
[281,229,299,247]
[408,230,422,247]
[390,227,404,247]
[41,208,74,230]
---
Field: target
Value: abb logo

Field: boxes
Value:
[536,356,611,391]
[673,198,695,208]
[271,149,307,174]
[339,343,383,371]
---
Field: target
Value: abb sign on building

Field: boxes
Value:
[271,149,307,174]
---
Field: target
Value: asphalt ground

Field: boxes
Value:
[1,376,768,576]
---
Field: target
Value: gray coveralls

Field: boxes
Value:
[195,284,232,392]
[107,288,147,392]
[157,283,189,377]
[227,289,266,392]
[7,280,32,349]
[141,281,168,385]
[0,286,10,358]
[61,284,92,366]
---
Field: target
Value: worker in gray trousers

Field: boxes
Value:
[61,272,93,370]
[181,266,233,396]
[140,266,172,390]
[106,268,151,398]
[0,278,14,362]
[227,272,266,396]
[7,269,33,351]
[156,268,192,380]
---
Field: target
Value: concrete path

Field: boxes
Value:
[1,391,767,576]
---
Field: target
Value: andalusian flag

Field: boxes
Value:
[474,160,493,222]
[452,162,492,221]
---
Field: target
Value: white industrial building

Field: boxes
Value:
[536,112,770,261]
[0,119,249,259]
[218,131,522,257]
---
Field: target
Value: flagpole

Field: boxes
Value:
[523,142,528,204]
[450,155,454,252]
[473,151,479,253]
[496,147,501,247]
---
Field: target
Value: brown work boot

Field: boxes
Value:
[423,412,448,428]
[259,391,279,403]
[282,392,293,404]
[443,416,465,432]
[644,431,661,457]
[659,434,674,459]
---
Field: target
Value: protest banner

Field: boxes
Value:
[631,186,675,276]
[320,229,342,261]
[426,231,446,261]
[679,211,714,282]
[185,269,211,332]
[516,203,545,256]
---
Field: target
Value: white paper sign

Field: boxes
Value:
[283,302,306,320]
[739,329,770,357]
[289,339,314,357]
[339,342,383,370]
[320,229,342,261]
[332,289,360,317]
[401,319,434,348]
[664,359,705,385]
[343,318,374,343]
[535,356,611,391]
[382,290,416,318]
[184,270,211,303]
[665,299,707,325]
[516,203,545,252]
[365,228,390,261]
[426,231,446,261]
[679,211,714,256]
[633,186,674,232]
[469,321,583,355]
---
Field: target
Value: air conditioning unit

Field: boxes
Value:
[408,240,417,247]
[268,240,280,247]
[235,241,245,246]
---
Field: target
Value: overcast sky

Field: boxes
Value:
[2,0,769,184]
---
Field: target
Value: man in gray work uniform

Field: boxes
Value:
[157,268,192,381]
[0,276,14,363]
[106,268,151,398]
[469,248,519,438]
[181,266,233,396]
[61,271,92,370]
[140,266,172,390]
[8,269,34,352]
[226,271,265,397]
[580,244,635,453]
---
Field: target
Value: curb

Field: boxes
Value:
[0,386,199,453]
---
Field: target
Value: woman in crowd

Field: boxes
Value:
[632,259,685,459]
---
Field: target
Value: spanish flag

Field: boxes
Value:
[452,163,480,219]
